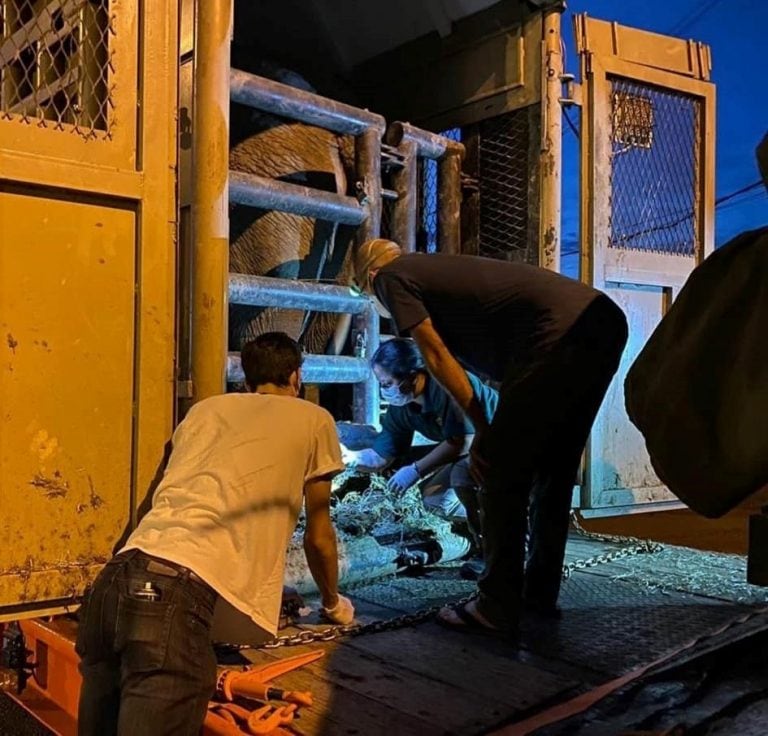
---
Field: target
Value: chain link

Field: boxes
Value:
[238,513,663,650]
[562,510,664,579]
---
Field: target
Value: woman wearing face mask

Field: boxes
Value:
[342,338,498,565]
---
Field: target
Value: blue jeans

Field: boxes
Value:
[76,549,218,736]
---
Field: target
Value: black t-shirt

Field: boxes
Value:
[373,253,600,382]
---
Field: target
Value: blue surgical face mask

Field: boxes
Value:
[380,379,413,406]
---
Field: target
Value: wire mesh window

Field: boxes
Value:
[608,77,701,256]
[0,0,113,137]
[419,127,461,253]
[477,105,540,264]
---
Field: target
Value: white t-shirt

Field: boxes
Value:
[121,393,343,635]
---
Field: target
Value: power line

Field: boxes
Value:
[715,180,764,206]
[558,179,765,254]
[563,108,579,139]
[668,0,725,37]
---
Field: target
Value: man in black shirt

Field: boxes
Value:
[354,239,627,636]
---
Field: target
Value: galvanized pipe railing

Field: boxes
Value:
[228,275,380,426]
[354,128,383,243]
[230,68,385,136]
[228,274,369,314]
[227,69,387,427]
[387,122,465,160]
[386,122,466,255]
[228,354,370,385]
[389,139,418,253]
[229,171,366,226]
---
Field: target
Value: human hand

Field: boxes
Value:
[387,463,420,493]
[340,443,357,466]
[345,448,386,471]
[320,594,355,625]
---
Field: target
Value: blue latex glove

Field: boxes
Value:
[387,463,421,493]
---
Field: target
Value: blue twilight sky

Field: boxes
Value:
[559,0,768,277]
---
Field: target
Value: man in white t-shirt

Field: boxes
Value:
[76,332,352,736]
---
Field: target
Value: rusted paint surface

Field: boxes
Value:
[0,0,178,619]
[0,193,136,612]
[29,471,70,499]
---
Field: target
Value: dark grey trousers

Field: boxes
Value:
[476,295,628,629]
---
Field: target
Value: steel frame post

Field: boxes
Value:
[191,0,232,400]
[539,7,563,271]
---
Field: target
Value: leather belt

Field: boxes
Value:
[118,549,208,588]
[145,557,208,587]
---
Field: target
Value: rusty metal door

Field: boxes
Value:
[575,16,715,514]
[0,0,178,619]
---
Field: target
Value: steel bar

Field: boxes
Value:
[390,139,418,252]
[228,274,368,314]
[230,68,385,135]
[352,306,380,427]
[227,353,370,385]
[539,8,563,271]
[354,128,383,244]
[438,154,462,255]
[229,171,366,225]
[386,121,465,161]
[191,0,232,400]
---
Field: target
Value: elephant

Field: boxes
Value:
[228,62,357,356]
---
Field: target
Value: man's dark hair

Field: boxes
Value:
[370,338,425,380]
[241,332,303,389]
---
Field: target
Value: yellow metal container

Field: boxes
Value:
[0,0,179,620]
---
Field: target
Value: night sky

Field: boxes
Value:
[559,0,767,277]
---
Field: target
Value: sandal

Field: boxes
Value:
[435,600,515,641]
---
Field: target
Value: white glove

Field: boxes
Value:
[340,443,357,466]
[387,463,421,493]
[320,594,355,625]
[344,447,384,470]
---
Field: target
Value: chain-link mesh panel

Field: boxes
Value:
[608,77,701,256]
[0,0,113,137]
[418,127,461,253]
[478,105,540,265]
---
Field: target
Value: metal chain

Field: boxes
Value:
[562,510,664,579]
[239,513,664,650]
[256,594,476,649]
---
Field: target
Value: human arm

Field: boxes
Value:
[302,478,355,624]
[302,411,355,623]
[387,435,471,493]
[410,319,490,433]
[302,475,340,610]
[409,318,493,482]
[415,435,472,476]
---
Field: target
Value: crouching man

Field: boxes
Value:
[342,338,498,559]
[76,332,353,736]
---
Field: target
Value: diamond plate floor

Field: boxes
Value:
[350,568,760,680]
[0,693,53,736]
[521,573,756,677]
